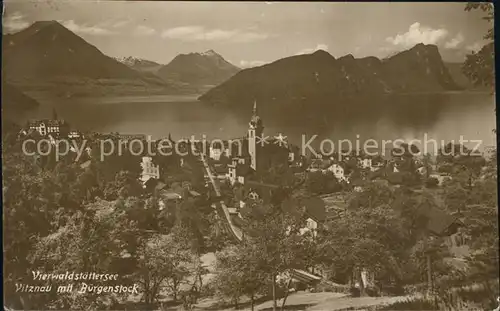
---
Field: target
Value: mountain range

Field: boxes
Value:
[199,44,462,105]
[2,20,241,96]
[115,51,240,89]
[114,56,164,73]
[2,82,40,121]
[1,20,477,103]
[2,21,180,97]
[156,50,240,87]
[4,21,148,81]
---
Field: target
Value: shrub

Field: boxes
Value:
[349,287,360,297]
[425,177,439,188]
[314,280,349,293]
[437,282,500,311]
[379,297,438,310]
[379,284,406,296]
[365,286,380,297]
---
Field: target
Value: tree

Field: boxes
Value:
[104,170,143,200]
[305,171,340,195]
[434,148,498,309]
[443,183,469,214]
[214,245,267,310]
[240,202,309,311]
[348,182,393,210]
[26,200,134,310]
[136,233,193,304]
[421,153,434,179]
[2,148,94,309]
[321,204,410,296]
[463,3,494,89]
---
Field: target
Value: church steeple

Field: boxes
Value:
[249,100,263,129]
[248,100,263,171]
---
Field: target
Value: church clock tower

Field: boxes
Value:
[248,100,264,171]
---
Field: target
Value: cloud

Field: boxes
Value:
[3,11,30,33]
[111,20,131,28]
[444,33,465,49]
[385,22,448,48]
[161,25,270,43]
[239,60,268,68]
[161,26,203,39]
[296,44,329,55]
[133,25,156,36]
[465,42,483,52]
[61,20,117,36]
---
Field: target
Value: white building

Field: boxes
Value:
[68,130,82,139]
[209,147,223,161]
[358,158,372,170]
[28,119,68,137]
[299,217,319,238]
[227,157,246,185]
[140,156,160,184]
[327,163,347,181]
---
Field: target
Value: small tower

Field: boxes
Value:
[52,108,58,120]
[248,100,264,171]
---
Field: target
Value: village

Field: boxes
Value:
[2,1,497,310]
[13,102,494,304]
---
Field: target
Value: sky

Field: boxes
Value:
[2,1,492,67]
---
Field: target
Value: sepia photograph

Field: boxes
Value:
[2,1,498,310]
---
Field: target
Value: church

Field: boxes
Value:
[226,101,291,186]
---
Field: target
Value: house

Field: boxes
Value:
[118,134,147,142]
[429,173,452,186]
[158,190,182,210]
[68,130,83,139]
[371,157,386,171]
[388,161,400,173]
[243,180,281,205]
[227,157,248,185]
[358,158,373,170]
[408,195,467,253]
[422,206,464,243]
[28,119,69,137]
[298,197,326,239]
[280,195,326,237]
[157,182,202,210]
[307,159,331,172]
[327,163,348,182]
[209,145,224,161]
[350,178,366,192]
[213,164,229,180]
[140,156,160,184]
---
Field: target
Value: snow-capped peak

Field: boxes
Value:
[115,56,160,67]
[200,49,218,57]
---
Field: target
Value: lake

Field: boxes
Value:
[23,92,496,156]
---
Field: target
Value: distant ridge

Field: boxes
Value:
[3,21,141,80]
[199,43,461,105]
[115,56,163,73]
[3,21,177,96]
[157,49,240,87]
[2,82,40,120]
